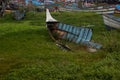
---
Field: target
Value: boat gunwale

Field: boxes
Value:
[103,14,120,22]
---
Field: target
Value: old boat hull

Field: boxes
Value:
[46,9,102,50]
[103,14,120,30]
[96,11,114,14]
[60,7,115,14]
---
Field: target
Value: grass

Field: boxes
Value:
[0,11,120,80]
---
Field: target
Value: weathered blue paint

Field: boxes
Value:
[57,23,102,49]
[85,29,92,41]
[76,28,85,43]
[58,23,63,29]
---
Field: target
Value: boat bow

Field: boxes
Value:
[46,9,58,22]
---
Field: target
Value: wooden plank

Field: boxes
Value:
[76,28,85,43]
[65,25,70,32]
[85,29,92,41]
[62,24,67,30]
[81,28,89,43]
[58,23,63,29]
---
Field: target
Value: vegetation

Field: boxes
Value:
[0,11,120,80]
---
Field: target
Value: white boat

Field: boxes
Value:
[60,7,115,15]
[103,14,120,29]
[96,11,114,14]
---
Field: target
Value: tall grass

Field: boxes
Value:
[0,11,120,80]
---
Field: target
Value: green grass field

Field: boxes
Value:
[0,11,120,80]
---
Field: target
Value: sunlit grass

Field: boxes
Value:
[0,11,120,80]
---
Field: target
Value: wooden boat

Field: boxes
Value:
[96,10,114,14]
[60,7,115,15]
[46,9,102,51]
[103,14,120,30]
